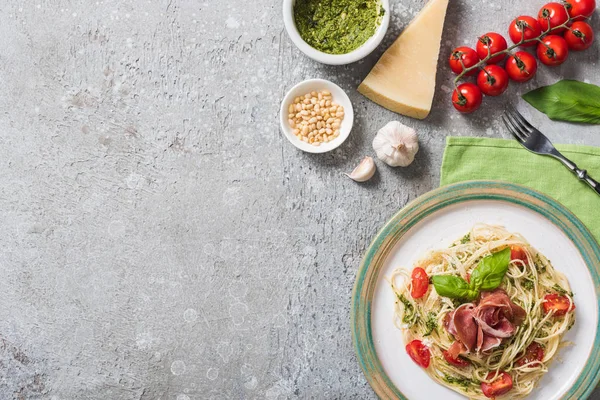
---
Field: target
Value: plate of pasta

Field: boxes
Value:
[351,181,600,400]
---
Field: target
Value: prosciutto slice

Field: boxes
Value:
[444,289,525,354]
[476,289,526,338]
[445,303,478,352]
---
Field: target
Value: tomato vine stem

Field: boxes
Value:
[452,5,579,89]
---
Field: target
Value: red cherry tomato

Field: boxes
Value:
[477,65,509,96]
[543,294,576,316]
[449,47,480,76]
[510,245,529,264]
[476,32,508,63]
[406,340,431,368]
[481,372,513,398]
[537,35,569,66]
[411,267,429,299]
[505,52,538,83]
[564,0,597,21]
[517,342,545,366]
[452,83,483,113]
[509,16,543,46]
[564,21,595,50]
[538,2,570,34]
[443,350,470,367]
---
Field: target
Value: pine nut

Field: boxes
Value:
[286,89,345,144]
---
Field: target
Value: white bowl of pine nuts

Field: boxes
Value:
[280,79,354,154]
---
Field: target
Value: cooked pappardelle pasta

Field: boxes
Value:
[389,224,576,399]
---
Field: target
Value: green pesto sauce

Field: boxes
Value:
[293,0,384,55]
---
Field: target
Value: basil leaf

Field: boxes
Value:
[432,275,478,300]
[522,80,600,124]
[469,248,511,291]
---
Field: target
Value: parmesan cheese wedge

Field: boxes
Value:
[358,0,450,119]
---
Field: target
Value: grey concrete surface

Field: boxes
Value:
[1,0,599,399]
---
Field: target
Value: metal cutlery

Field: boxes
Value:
[502,106,600,196]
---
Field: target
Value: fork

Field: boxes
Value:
[502,106,600,196]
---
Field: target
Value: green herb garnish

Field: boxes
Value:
[460,233,471,244]
[397,294,417,325]
[443,374,476,388]
[432,248,511,301]
[523,280,534,291]
[423,312,438,336]
[552,284,573,297]
[535,254,547,273]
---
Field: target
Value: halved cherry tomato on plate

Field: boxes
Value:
[538,2,570,34]
[564,21,595,51]
[481,371,513,398]
[510,245,529,265]
[443,350,470,367]
[505,51,538,83]
[537,35,569,66]
[476,32,508,64]
[508,16,543,46]
[449,46,480,76]
[411,267,429,299]
[477,65,509,97]
[452,83,483,113]
[517,342,544,366]
[543,294,576,316]
[406,340,431,368]
[564,0,596,21]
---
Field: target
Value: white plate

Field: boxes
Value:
[351,181,600,400]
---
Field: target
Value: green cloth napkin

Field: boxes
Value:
[440,137,600,244]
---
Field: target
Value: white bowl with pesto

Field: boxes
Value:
[280,79,354,154]
[282,0,390,65]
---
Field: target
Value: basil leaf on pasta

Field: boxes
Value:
[432,275,478,300]
[470,248,511,291]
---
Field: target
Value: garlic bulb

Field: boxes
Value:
[372,121,419,167]
[346,156,376,182]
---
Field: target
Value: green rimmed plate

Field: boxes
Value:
[351,181,600,400]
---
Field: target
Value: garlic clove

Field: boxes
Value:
[345,156,376,182]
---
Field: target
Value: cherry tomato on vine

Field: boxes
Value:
[481,372,513,398]
[443,351,470,367]
[564,0,597,21]
[449,46,480,76]
[543,294,576,316]
[538,2,570,34]
[537,35,569,66]
[410,267,429,299]
[406,340,431,368]
[452,83,483,113]
[505,52,538,82]
[509,16,543,46]
[517,342,545,366]
[476,32,508,63]
[477,65,509,96]
[564,21,595,50]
